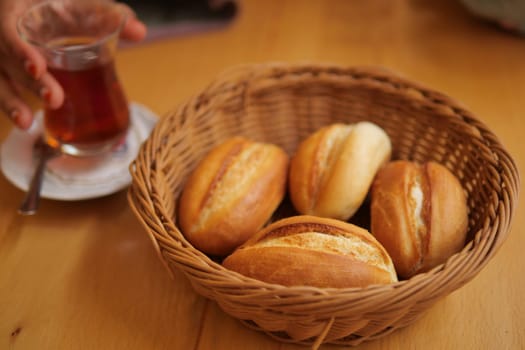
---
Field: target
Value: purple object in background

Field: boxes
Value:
[120,0,237,46]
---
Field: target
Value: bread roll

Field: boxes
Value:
[178,137,289,256]
[370,160,468,279]
[223,215,398,288]
[289,122,391,221]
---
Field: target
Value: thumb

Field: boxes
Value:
[116,3,147,42]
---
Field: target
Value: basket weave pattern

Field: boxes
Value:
[128,64,519,347]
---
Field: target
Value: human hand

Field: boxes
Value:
[0,0,147,130]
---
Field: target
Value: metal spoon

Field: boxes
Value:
[18,137,60,215]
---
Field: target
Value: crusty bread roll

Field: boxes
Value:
[223,215,398,288]
[289,122,391,221]
[370,160,469,279]
[178,137,289,256]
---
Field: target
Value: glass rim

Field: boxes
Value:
[16,0,128,52]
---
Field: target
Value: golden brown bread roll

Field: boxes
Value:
[370,160,469,279]
[178,137,289,256]
[223,215,398,288]
[289,122,391,221]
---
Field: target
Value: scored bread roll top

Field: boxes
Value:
[289,122,392,221]
[370,160,468,278]
[178,137,289,256]
[223,215,398,288]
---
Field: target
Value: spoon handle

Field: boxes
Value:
[18,152,52,215]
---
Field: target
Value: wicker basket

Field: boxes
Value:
[128,63,520,348]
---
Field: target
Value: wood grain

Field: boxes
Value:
[1,0,523,349]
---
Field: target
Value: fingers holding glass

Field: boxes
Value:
[0,52,64,128]
[0,72,33,129]
[0,13,53,128]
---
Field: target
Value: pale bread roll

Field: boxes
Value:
[223,215,398,288]
[370,160,469,278]
[178,137,289,256]
[289,122,391,221]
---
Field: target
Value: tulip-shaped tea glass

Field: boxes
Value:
[18,0,130,156]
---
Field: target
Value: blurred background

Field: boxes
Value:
[120,0,525,42]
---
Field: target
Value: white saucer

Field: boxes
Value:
[0,102,158,201]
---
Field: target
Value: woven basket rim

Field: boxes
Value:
[127,62,520,344]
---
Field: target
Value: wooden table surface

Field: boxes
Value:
[1,0,523,349]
